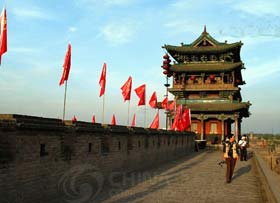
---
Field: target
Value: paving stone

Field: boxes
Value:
[93,150,267,203]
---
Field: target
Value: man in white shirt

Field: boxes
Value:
[238,136,247,161]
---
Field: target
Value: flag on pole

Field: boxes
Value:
[72,115,77,123]
[121,76,132,101]
[168,100,175,111]
[150,110,159,129]
[181,108,191,130]
[161,97,168,109]
[171,104,182,131]
[99,63,106,97]
[0,7,7,65]
[131,113,136,127]
[134,84,146,106]
[92,115,96,124]
[111,114,116,125]
[149,91,157,108]
[59,43,71,86]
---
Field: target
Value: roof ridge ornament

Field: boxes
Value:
[203,25,208,35]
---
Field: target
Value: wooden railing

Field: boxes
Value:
[172,83,236,90]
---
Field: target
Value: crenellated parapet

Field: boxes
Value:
[0,114,195,203]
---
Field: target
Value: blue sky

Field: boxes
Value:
[0,0,280,133]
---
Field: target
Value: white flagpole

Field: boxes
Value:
[144,105,146,128]
[62,81,68,121]
[127,100,130,126]
[102,94,105,124]
[144,87,147,128]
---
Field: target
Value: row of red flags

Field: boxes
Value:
[71,105,191,131]
[56,24,191,131]
[70,63,191,130]
[98,63,173,110]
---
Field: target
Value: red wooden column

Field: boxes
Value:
[219,114,225,142]
[198,114,206,140]
[234,113,239,141]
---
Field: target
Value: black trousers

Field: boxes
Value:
[225,157,237,183]
[240,147,247,161]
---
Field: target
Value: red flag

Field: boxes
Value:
[0,7,7,65]
[111,114,116,125]
[150,110,159,129]
[168,100,175,111]
[99,63,106,97]
[72,115,77,123]
[134,84,145,106]
[131,113,136,127]
[181,108,191,130]
[121,76,132,101]
[171,104,182,131]
[59,43,71,86]
[161,97,168,109]
[149,91,157,108]
[92,115,96,124]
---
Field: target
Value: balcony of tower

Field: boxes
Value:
[171,83,238,91]
[170,75,239,92]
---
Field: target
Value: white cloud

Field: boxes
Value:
[103,0,137,6]
[69,26,77,32]
[164,20,203,35]
[243,60,280,86]
[9,47,35,53]
[77,0,137,7]
[233,0,280,16]
[101,21,138,45]
[12,6,53,20]
[216,35,280,47]
[170,0,201,10]
[164,0,280,39]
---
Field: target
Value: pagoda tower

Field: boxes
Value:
[162,26,251,142]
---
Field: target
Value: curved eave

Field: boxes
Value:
[163,42,242,55]
[184,102,251,117]
[169,87,240,92]
[170,62,242,73]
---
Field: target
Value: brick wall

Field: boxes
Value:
[0,114,195,203]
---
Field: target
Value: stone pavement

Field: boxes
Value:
[94,149,267,203]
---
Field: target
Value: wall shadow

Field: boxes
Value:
[93,150,209,203]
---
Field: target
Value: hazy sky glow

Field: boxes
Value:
[0,0,280,133]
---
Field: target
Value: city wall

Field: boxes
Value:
[0,114,195,203]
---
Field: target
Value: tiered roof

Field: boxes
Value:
[178,102,251,118]
[163,42,242,55]
[170,62,243,73]
[161,26,251,117]
[163,26,243,64]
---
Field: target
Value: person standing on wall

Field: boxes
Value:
[238,135,247,161]
[223,134,239,183]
